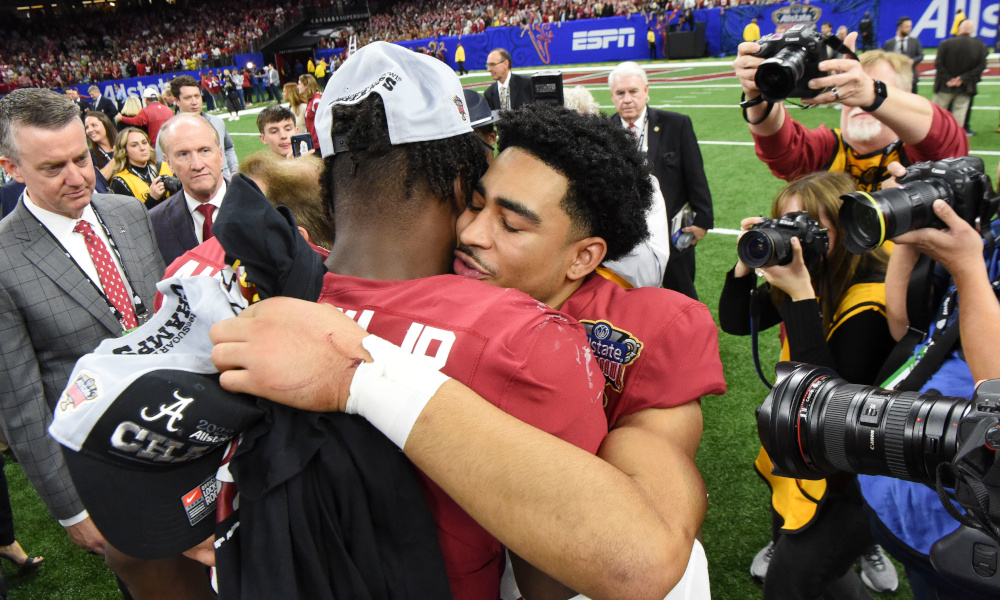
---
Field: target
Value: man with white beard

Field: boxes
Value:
[733,39,967,191]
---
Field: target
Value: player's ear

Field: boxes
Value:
[566,237,606,282]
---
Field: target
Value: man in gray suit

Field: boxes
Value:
[0,89,165,555]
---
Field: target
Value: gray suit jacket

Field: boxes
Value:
[0,193,164,520]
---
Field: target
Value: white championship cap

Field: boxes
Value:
[315,41,473,158]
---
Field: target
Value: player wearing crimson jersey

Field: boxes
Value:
[455,104,725,599]
[319,272,606,599]
[210,44,696,600]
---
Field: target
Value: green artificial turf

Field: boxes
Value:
[9,55,998,598]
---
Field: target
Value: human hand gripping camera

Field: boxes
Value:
[756,157,1000,595]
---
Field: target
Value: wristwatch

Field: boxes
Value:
[861,79,888,113]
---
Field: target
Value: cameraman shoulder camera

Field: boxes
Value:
[733,28,967,190]
[879,159,1000,383]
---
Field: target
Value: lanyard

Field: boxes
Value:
[127,162,157,183]
[24,193,149,331]
[631,110,649,153]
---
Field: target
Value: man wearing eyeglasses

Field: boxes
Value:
[484,48,533,111]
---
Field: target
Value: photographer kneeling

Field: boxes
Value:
[856,161,1000,600]
[719,171,897,598]
[109,127,176,209]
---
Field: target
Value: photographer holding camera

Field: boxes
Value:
[854,160,1000,599]
[719,171,897,598]
[733,30,968,192]
[109,127,176,209]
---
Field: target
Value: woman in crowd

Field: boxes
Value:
[84,111,119,181]
[109,127,173,209]
[120,95,144,118]
[284,82,307,133]
[298,74,323,148]
[222,69,241,121]
[718,171,897,600]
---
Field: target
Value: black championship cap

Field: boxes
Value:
[50,277,265,559]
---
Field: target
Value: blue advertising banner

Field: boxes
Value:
[882,0,999,48]
[67,68,236,103]
[717,0,873,56]
[392,16,659,73]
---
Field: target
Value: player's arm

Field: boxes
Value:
[512,403,706,600]
[211,298,682,600]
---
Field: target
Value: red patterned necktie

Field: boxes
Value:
[73,220,137,330]
[196,203,216,241]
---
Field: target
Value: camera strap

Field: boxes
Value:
[821,36,859,62]
[739,92,775,126]
[749,284,774,390]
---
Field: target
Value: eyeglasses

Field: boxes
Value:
[486,60,507,68]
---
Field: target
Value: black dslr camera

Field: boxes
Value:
[839,156,999,254]
[758,362,1000,594]
[156,176,183,195]
[753,24,828,101]
[737,211,829,269]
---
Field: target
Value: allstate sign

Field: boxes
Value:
[771,3,822,27]
[572,28,637,51]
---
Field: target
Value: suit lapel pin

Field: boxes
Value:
[120,227,126,234]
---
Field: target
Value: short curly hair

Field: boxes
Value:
[496,104,652,262]
[322,94,488,224]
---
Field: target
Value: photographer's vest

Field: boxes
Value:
[113,162,172,204]
[754,281,887,532]
[824,131,908,193]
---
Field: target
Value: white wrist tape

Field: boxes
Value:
[346,335,450,449]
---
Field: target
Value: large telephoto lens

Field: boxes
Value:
[839,180,953,254]
[756,46,809,101]
[737,228,794,268]
[757,362,972,484]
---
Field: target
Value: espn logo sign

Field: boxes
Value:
[572,28,636,51]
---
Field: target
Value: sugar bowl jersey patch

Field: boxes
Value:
[580,320,642,393]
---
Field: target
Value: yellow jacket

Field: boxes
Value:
[315,61,327,78]
[455,46,466,61]
[307,60,315,74]
[112,162,173,204]
[743,22,761,42]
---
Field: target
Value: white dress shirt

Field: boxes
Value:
[619,106,649,153]
[184,181,227,244]
[24,191,135,302]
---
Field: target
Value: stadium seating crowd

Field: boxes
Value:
[0,0,297,92]
[0,0,781,92]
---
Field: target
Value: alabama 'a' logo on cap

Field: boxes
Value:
[580,320,642,393]
[453,95,468,122]
[60,372,99,411]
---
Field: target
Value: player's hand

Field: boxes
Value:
[733,42,764,96]
[182,536,216,567]
[759,237,816,302]
[210,297,372,412]
[66,517,107,555]
[891,200,985,280]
